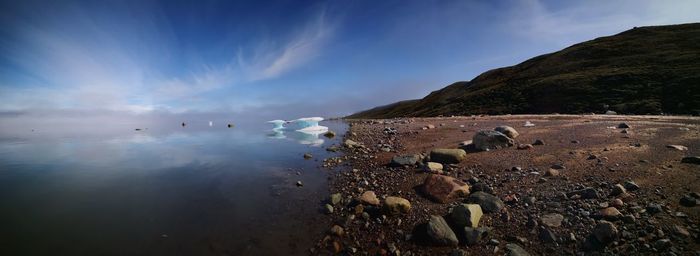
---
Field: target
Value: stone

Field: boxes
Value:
[389,154,421,167]
[593,221,618,244]
[450,204,483,228]
[617,123,630,129]
[470,183,494,194]
[505,243,531,256]
[532,139,545,145]
[605,110,617,115]
[359,191,380,206]
[466,191,505,213]
[623,181,640,191]
[610,198,624,207]
[567,187,598,199]
[464,227,490,245]
[429,148,466,164]
[680,195,697,207]
[473,130,515,151]
[666,144,688,151]
[540,213,564,228]
[422,174,470,203]
[424,162,444,173]
[330,193,342,205]
[325,204,334,214]
[517,144,533,150]
[450,249,469,256]
[672,225,690,237]
[296,181,303,187]
[598,207,622,220]
[426,215,458,246]
[425,124,436,129]
[524,121,535,127]
[681,156,700,164]
[303,153,312,159]
[330,225,344,236]
[323,131,336,138]
[343,139,363,148]
[538,227,558,243]
[494,125,520,139]
[544,168,560,177]
[384,196,411,215]
[654,239,671,250]
[646,203,663,214]
[610,184,626,196]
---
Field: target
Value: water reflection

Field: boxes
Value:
[267,129,326,146]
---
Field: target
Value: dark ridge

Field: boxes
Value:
[348,23,700,118]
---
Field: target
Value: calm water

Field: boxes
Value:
[0,120,347,256]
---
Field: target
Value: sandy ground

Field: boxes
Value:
[314,115,700,255]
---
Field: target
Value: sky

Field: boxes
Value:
[0,0,699,124]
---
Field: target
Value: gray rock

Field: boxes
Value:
[343,139,364,148]
[681,156,700,164]
[567,187,599,199]
[593,220,618,244]
[494,125,520,139]
[623,180,640,191]
[532,139,545,145]
[450,204,483,228]
[654,239,671,250]
[464,226,490,245]
[330,193,342,205]
[610,184,626,196]
[680,195,697,207]
[426,215,458,246]
[538,227,558,243]
[646,203,663,214]
[505,243,530,256]
[429,148,466,164]
[540,213,564,228]
[303,153,312,159]
[473,130,515,151]
[666,144,688,151]
[389,154,421,167]
[466,191,505,213]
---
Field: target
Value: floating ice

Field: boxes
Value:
[267,120,287,130]
[291,117,328,133]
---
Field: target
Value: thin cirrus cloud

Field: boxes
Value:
[0,2,333,114]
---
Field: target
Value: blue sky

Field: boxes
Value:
[0,0,699,121]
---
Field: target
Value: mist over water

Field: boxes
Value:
[0,118,347,255]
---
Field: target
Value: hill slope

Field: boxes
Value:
[349,23,700,118]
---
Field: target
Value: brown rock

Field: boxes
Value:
[422,174,470,203]
[383,196,411,215]
[359,191,380,206]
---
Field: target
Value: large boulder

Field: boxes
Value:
[466,191,504,213]
[473,130,515,151]
[450,204,483,228]
[495,126,520,139]
[422,174,470,203]
[389,154,421,167]
[426,215,459,246]
[430,148,466,164]
[383,196,411,215]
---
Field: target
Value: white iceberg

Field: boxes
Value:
[291,117,328,133]
[267,120,287,130]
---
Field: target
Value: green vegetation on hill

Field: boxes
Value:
[349,23,700,118]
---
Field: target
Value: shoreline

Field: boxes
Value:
[314,115,700,255]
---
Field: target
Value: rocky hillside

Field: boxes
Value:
[349,23,700,118]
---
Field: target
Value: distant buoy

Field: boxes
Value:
[182,122,186,127]
[227,123,234,128]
